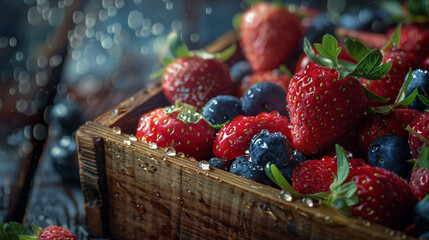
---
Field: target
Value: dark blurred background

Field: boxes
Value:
[0,0,401,239]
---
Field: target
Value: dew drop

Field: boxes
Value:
[198,160,210,170]
[149,142,157,149]
[129,135,137,142]
[124,139,131,145]
[177,152,185,158]
[129,96,135,102]
[112,126,121,134]
[178,197,184,205]
[190,33,199,43]
[362,220,371,227]
[189,157,197,162]
[165,147,176,156]
[205,7,212,14]
[302,198,314,207]
[278,191,293,202]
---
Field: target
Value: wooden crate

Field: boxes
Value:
[76,81,415,240]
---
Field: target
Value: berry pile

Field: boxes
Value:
[136,0,429,236]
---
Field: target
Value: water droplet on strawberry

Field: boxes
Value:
[149,142,157,149]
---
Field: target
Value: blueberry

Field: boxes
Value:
[405,69,429,111]
[415,197,429,236]
[368,135,413,180]
[278,150,307,183]
[241,82,287,116]
[249,129,293,169]
[305,13,335,44]
[202,95,244,126]
[229,60,252,84]
[339,8,394,33]
[229,156,273,186]
[420,231,429,240]
[208,156,231,171]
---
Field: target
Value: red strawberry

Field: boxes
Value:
[360,50,421,107]
[410,166,429,201]
[356,109,420,154]
[388,23,429,59]
[423,56,429,71]
[408,112,429,158]
[235,70,290,98]
[38,226,77,240]
[295,45,357,74]
[336,27,388,50]
[292,155,365,194]
[240,2,302,72]
[136,104,215,160]
[347,165,416,230]
[287,63,367,155]
[162,56,234,109]
[213,111,291,160]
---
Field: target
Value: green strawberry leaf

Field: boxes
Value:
[161,57,174,66]
[17,236,36,240]
[0,222,6,240]
[330,145,349,191]
[303,37,331,67]
[150,66,167,79]
[381,24,402,52]
[406,0,429,16]
[344,38,371,62]
[314,34,341,68]
[278,65,293,79]
[270,164,296,193]
[331,198,352,215]
[419,144,429,170]
[397,89,419,106]
[395,68,413,104]
[4,222,31,240]
[418,94,429,106]
[362,85,390,102]
[167,32,191,59]
[232,13,242,31]
[30,224,41,238]
[350,49,392,80]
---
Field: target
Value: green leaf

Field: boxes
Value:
[166,32,191,59]
[344,38,371,62]
[381,24,402,52]
[303,37,332,68]
[418,145,429,170]
[4,222,31,240]
[406,0,429,16]
[270,164,296,193]
[350,49,392,80]
[330,145,349,191]
[344,194,359,206]
[149,66,167,79]
[192,44,237,62]
[0,222,6,240]
[396,68,413,104]
[232,13,242,31]
[30,224,41,238]
[278,65,293,79]
[265,162,277,184]
[314,34,341,68]
[331,198,351,215]
[17,236,36,240]
[161,57,174,66]
[418,94,429,106]
[397,88,419,106]
[362,85,390,102]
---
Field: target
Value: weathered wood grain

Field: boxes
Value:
[77,107,415,240]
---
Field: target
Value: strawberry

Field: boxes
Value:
[356,109,420,154]
[136,103,215,160]
[336,27,388,50]
[37,226,77,240]
[292,155,365,194]
[240,2,302,72]
[388,23,429,59]
[347,165,416,230]
[213,111,291,160]
[408,112,429,158]
[287,63,367,155]
[295,45,357,74]
[360,49,421,107]
[287,34,395,155]
[410,145,429,201]
[1,223,77,240]
[163,56,234,109]
[235,70,290,98]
